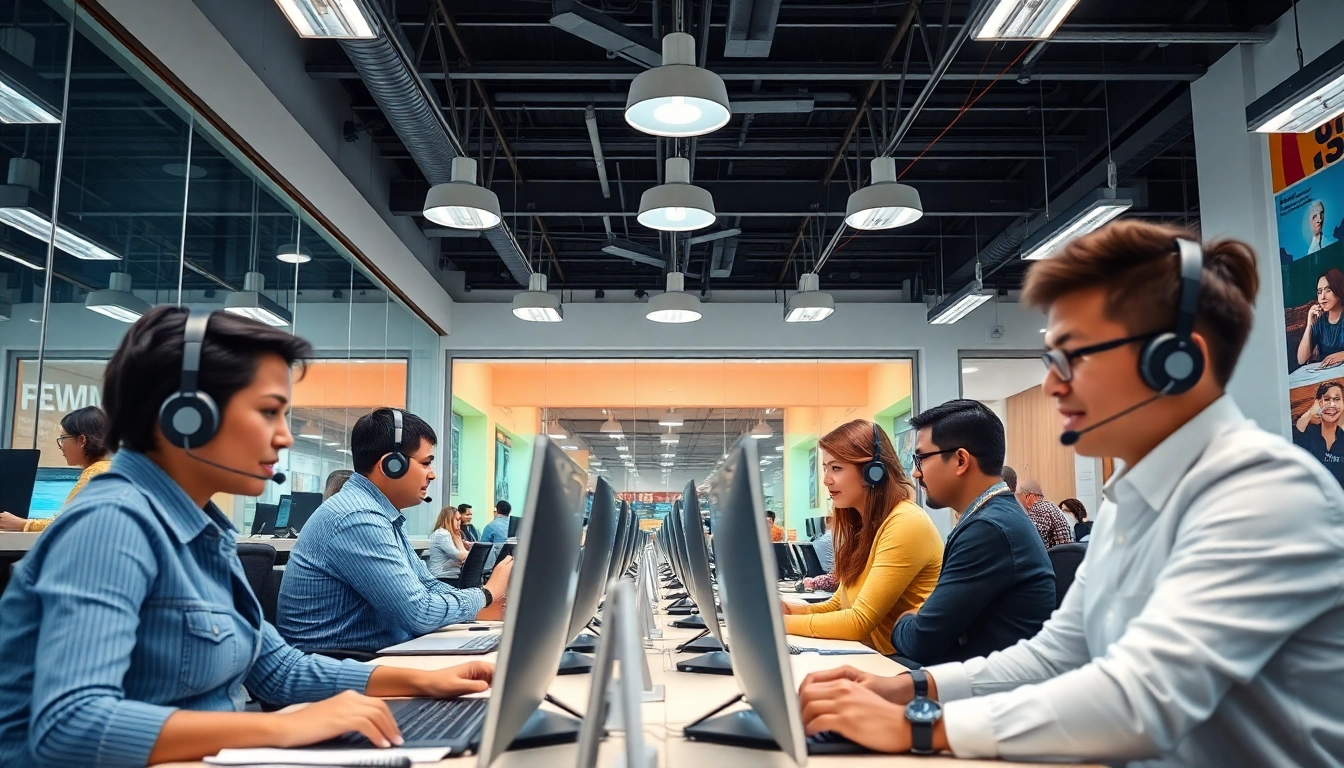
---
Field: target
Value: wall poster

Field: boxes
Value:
[1274,117,1344,488]
[493,429,511,503]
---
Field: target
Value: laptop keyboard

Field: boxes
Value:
[398,698,490,742]
[455,634,501,652]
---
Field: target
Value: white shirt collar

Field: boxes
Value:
[1103,395,1249,512]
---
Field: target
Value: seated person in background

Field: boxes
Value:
[782,420,942,655]
[279,408,511,654]
[813,515,834,572]
[797,221,1344,765]
[0,308,494,767]
[458,503,479,541]
[999,465,1017,494]
[1294,381,1344,487]
[768,511,785,542]
[890,400,1055,667]
[428,504,470,579]
[0,406,113,532]
[1060,498,1092,541]
[323,468,353,500]
[1015,478,1074,549]
[479,499,512,569]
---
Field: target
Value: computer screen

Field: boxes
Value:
[274,496,292,529]
[287,492,323,532]
[507,515,521,538]
[30,467,81,517]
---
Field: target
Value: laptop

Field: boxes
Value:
[0,449,41,519]
[250,503,279,536]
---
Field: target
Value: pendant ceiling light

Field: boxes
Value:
[546,419,569,440]
[625,32,730,138]
[600,411,624,437]
[511,272,563,322]
[845,157,923,231]
[423,157,502,230]
[750,419,773,439]
[658,409,683,427]
[637,158,716,232]
[225,271,291,327]
[784,273,835,323]
[85,271,151,323]
[275,242,312,264]
[645,272,702,324]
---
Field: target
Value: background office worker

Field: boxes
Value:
[0,406,113,532]
[782,420,942,655]
[428,504,470,579]
[478,498,512,569]
[458,503,479,541]
[767,511,785,542]
[279,408,511,654]
[797,221,1344,766]
[889,400,1055,667]
[1015,478,1074,549]
[0,308,494,767]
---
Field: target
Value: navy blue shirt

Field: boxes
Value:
[1310,314,1344,360]
[891,488,1056,666]
[1295,422,1344,488]
[0,451,372,768]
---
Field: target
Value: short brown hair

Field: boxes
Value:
[1022,220,1259,386]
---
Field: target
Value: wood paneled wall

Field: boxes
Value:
[1004,386,1076,503]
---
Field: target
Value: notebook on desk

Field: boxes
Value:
[379,633,502,655]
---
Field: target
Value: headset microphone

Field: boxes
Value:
[1059,385,1172,447]
[422,496,434,504]
[183,446,287,484]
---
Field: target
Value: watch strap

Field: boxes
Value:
[907,668,928,698]
[910,717,934,754]
[480,587,493,607]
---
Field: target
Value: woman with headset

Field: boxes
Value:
[0,307,492,766]
[781,419,944,654]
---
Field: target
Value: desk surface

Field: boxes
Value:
[0,532,430,555]
[150,583,1098,768]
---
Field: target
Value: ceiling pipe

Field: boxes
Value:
[584,105,615,240]
[339,4,532,284]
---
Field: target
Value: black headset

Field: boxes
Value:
[1137,238,1206,395]
[381,408,410,479]
[159,309,221,450]
[861,422,887,487]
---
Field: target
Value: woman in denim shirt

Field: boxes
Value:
[0,308,492,767]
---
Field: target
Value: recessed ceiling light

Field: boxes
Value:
[962,367,980,374]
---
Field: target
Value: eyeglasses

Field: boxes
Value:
[912,448,960,470]
[1041,333,1156,383]
[55,434,75,448]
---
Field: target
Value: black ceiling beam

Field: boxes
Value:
[392,178,1027,218]
[307,62,1207,82]
[549,0,663,68]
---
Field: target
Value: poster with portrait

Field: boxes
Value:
[493,429,511,502]
[808,446,818,509]
[1274,120,1344,488]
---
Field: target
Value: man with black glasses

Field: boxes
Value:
[886,400,1055,668]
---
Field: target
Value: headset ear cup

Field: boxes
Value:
[862,460,886,487]
[158,391,220,449]
[382,452,409,480]
[1140,334,1205,394]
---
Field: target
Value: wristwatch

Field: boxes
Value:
[905,669,942,755]
[480,587,494,607]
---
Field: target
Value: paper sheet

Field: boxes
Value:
[205,746,449,765]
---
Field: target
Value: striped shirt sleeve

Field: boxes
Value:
[245,623,374,703]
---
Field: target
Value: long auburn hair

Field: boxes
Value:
[820,419,914,586]
[433,506,466,550]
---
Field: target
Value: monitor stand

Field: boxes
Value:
[675,650,732,675]
[567,632,600,654]
[675,631,724,655]
[504,706,583,751]
[670,613,706,629]
[556,650,594,675]
[683,700,778,750]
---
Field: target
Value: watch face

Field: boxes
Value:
[906,697,942,724]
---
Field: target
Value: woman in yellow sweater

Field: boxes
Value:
[0,406,112,532]
[782,419,942,654]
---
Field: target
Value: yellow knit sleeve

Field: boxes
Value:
[781,503,939,644]
[24,517,54,532]
[64,460,112,506]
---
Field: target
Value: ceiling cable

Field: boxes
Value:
[1040,80,1049,220]
[1292,0,1304,70]
[1102,50,1116,191]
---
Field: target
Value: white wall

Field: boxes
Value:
[444,298,1049,535]
[1192,0,1344,435]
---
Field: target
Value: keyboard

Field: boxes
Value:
[330,698,489,748]
[453,634,501,652]
[806,729,868,755]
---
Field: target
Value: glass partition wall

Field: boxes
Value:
[448,359,915,538]
[0,2,441,529]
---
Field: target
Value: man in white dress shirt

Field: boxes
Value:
[797,220,1344,767]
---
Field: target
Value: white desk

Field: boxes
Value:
[155,586,1101,768]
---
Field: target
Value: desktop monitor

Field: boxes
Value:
[507,515,521,538]
[804,517,819,539]
[0,449,40,518]
[679,480,726,650]
[605,498,632,583]
[251,503,279,536]
[287,491,323,532]
[477,435,588,766]
[683,436,808,764]
[566,477,619,643]
[273,496,293,529]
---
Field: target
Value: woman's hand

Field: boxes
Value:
[1321,351,1344,369]
[779,599,795,615]
[0,512,27,531]
[273,690,403,748]
[1309,302,1325,326]
[414,661,494,698]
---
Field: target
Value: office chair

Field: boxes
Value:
[1047,542,1087,609]
[455,543,492,589]
[796,544,825,578]
[236,543,278,622]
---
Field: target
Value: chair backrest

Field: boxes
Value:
[1047,542,1087,609]
[236,542,278,620]
[796,544,825,578]
[772,542,799,580]
[457,542,492,588]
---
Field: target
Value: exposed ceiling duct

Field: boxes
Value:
[725,0,784,58]
[340,11,531,284]
[550,0,662,68]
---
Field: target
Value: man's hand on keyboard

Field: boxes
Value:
[416,660,495,699]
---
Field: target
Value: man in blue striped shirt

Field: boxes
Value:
[278,409,512,653]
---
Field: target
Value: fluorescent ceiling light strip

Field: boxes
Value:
[85,304,142,323]
[274,0,376,38]
[0,208,120,260]
[1021,201,1131,260]
[930,292,992,325]
[0,79,59,124]
[0,247,41,270]
[1255,73,1344,133]
[974,0,1080,40]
